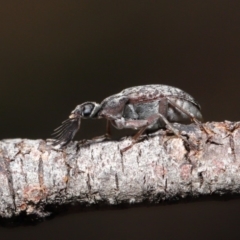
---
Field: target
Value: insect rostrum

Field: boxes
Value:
[52,85,203,151]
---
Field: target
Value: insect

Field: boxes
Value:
[52,84,203,151]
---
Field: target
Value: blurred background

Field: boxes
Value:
[1,1,240,239]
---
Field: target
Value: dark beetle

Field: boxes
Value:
[52,85,203,151]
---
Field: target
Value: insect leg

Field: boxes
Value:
[106,119,112,138]
[90,119,112,142]
[167,98,210,135]
[156,111,198,149]
[117,115,161,153]
[119,112,192,153]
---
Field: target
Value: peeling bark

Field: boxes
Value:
[0,121,240,224]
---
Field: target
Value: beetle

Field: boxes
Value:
[52,84,203,151]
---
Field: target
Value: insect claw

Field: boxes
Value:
[120,144,133,153]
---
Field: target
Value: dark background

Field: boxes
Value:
[1,1,240,239]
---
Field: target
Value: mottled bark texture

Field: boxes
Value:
[0,121,240,223]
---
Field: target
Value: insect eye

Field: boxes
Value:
[82,104,93,117]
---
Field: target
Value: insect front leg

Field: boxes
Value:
[105,119,112,138]
[91,119,112,142]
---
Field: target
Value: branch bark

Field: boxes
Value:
[0,121,240,223]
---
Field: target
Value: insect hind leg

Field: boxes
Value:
[167,98,211,135]
[155,112,195,148]
[157,97,191,144]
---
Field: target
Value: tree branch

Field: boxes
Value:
[0,121,240,223]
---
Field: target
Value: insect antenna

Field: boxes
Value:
[52,117,81,147]
[52,119,74,133]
